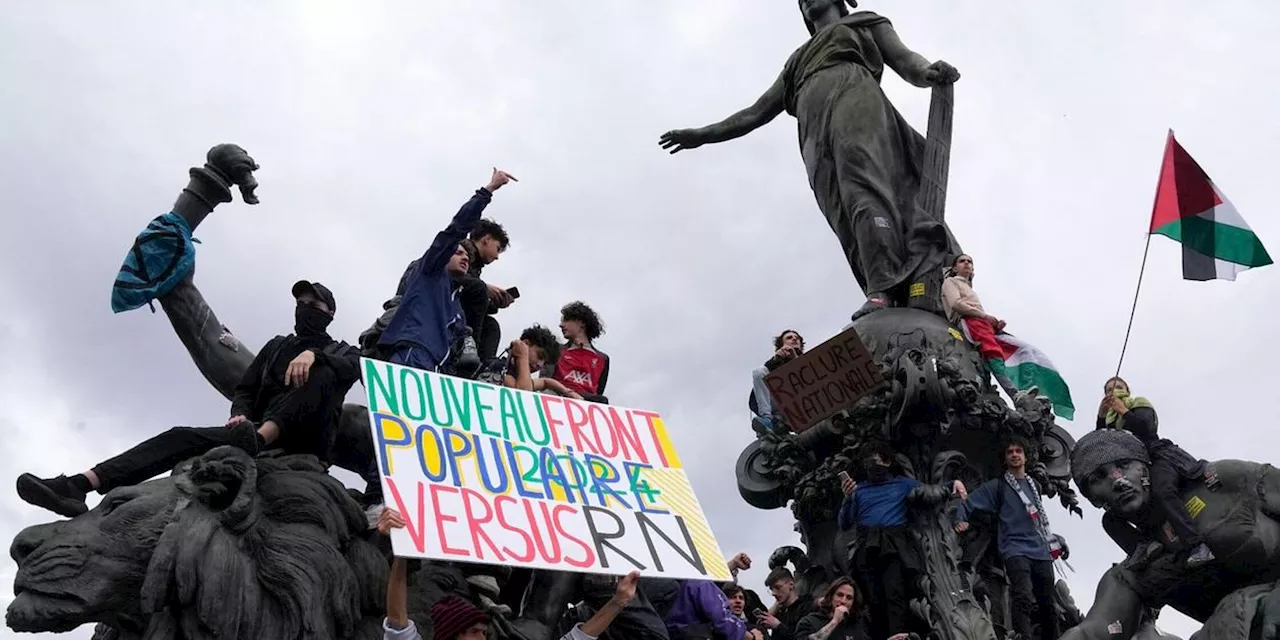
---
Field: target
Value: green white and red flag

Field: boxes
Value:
[1150,131,1272,281]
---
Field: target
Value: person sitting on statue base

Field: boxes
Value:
[953,437,1069,640]
[749,329,805,435]
[17,281,362,518]
[838,441,966,640]
[941,253,1020,399]
[1096,376,1216,567]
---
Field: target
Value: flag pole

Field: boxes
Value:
[1114,234,1152,377]
[1116,130,1175,377]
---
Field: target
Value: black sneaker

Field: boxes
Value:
[16,474,89,518]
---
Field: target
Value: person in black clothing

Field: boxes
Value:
[1096,376,1215,566]
[749,329,805,434]
[456,219,515,361]
[758,568,815,640]
[793,577,874,640]
[16,281,362,518]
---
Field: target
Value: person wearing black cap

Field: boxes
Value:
[15,280,363,518]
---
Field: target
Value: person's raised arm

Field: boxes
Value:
[658,72,786,153]
[565,571,641,640]
[870,22,959,89]
[377,509,421,640]
[837,475,859,531]
[414,169,516,276]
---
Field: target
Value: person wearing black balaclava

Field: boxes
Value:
[16,281,364,518]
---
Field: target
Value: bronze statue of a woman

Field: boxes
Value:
[659,0,961,320]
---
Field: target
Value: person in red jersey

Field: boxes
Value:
[553,301,611,403]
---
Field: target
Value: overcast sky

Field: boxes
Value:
[2,2,1278,639]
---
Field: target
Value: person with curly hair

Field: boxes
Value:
[475,324,562,393]
[553,301,612,403]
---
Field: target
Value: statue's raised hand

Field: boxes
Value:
[205,144,261,204]
[659,128,707,154]
[922,60,960,86]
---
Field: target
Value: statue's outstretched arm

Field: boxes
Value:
[158,145,262,400]
[659,73,786,153]
[696,72,786,144]
[1059,568,1145,640]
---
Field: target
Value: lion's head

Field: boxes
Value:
[7,447,388,639]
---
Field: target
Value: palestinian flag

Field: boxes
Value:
[1150,131,1272,281]
[958,323,1075,420]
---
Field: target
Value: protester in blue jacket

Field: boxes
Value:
[953,437,1069,640]
[839,441,965,639]
[377,168,516,372]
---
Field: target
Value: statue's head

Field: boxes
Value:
[800,0,854,35]
[1071,428,1152,518]
[6,448,383,637]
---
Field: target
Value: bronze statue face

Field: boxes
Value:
[1081,459,1150,518]
[6,480,178,633]
[799,0,850,34]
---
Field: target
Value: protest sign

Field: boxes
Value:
[763,327,882,432]
[363,358,732,581]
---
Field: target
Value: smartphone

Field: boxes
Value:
[752,608,766,618]
[837,470,851,482]
[506,287,521,300]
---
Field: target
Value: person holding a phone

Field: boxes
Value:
[839,442,967,640]
[758,567,813,640]
[456,218,519,361]
[749,329,805,434]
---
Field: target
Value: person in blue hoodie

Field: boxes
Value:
[376,168,517,373]
[953,437,1070,640]
[838,441,966,640]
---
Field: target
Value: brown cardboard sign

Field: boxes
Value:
[763,327,882,432]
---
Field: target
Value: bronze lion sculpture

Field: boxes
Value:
[7,447,415,639]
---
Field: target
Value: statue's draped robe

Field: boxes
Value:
[782,11,957,296]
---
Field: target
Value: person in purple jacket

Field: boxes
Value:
[376,168,517,373]
[662,553,754,640]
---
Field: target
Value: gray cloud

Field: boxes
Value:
[3,1,1278,638]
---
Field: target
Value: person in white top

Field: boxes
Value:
[941,254,1017,398]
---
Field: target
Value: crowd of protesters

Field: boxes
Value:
[14,166,1223,640]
